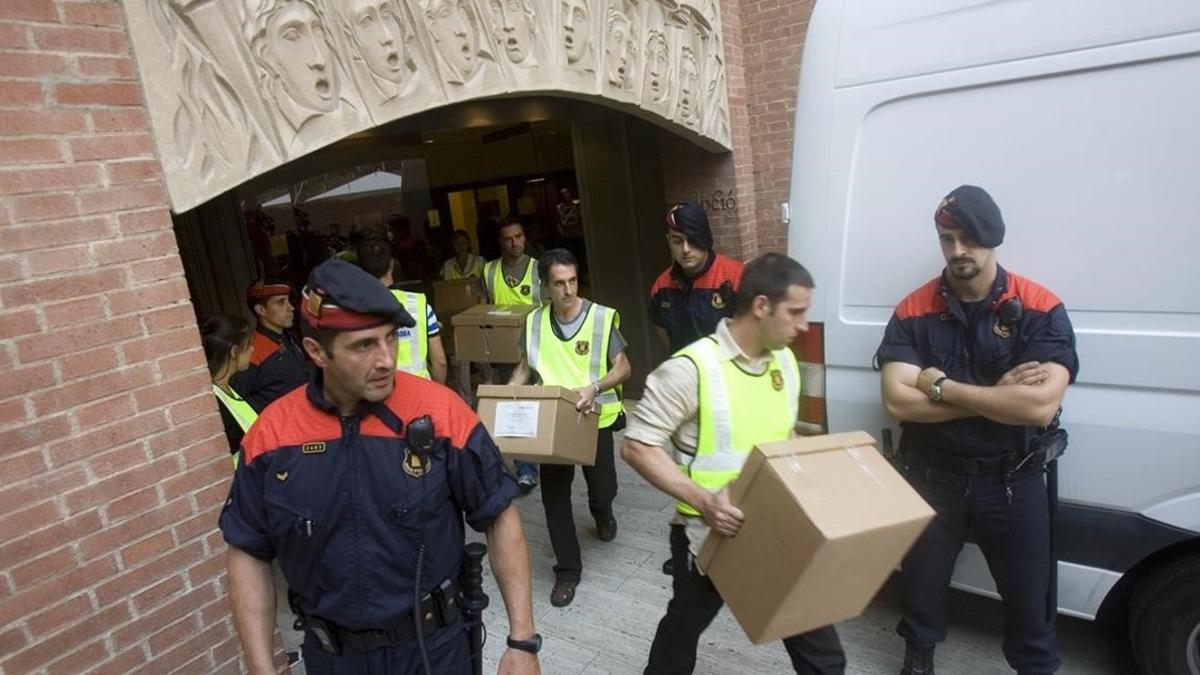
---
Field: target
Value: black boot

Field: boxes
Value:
[900,641,934,675]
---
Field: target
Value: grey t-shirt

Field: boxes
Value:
[519,300,626,371]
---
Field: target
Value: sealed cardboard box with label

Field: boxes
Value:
[697,431,934,644]
[476,384,598,465]
[432,278,482,319]
[451,304,536,363]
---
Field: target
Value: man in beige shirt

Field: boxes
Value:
[622,253,845,674]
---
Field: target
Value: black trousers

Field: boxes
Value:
[898,465,1058,674]
[645,524,847,675]
[540,425,617,582]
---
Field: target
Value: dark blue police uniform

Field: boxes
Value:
[220,260,519,674]
[233,325,311,412]
[875,265,1079,675]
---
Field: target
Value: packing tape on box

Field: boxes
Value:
[785,456,828,503]
[846,445,889,491]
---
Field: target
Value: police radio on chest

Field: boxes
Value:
[407,415,435,456]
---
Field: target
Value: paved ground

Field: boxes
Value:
[470,435,1137,674]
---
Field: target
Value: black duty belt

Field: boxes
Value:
[301,578,462,655]
[915,451,1024,476]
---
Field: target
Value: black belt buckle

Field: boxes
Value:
[305,616,342,656]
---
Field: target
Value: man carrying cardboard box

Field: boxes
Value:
[508,248,632,608]
[440,229,491,404]
[484,216,543,493]
[621,253,846,674]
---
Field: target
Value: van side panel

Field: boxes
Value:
[790,0,1200,618]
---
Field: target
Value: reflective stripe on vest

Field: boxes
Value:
[674,337,800,516]
[213,384,257,470]
[390,290,430,379]
[485,258,540,305]
[526,303,623,428]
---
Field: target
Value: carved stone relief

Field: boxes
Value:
[122,0,732,212]
[481,0,552,89]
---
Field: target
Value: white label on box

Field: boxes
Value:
[494,401,539,438]
[488,309,517,316]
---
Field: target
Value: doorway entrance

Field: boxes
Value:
[174,97,673,395]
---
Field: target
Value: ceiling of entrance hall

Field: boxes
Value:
[123,0,732,213]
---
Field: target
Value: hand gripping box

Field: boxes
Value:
[476,385,598,465]
[696,431,935,644]
[450,304,537,363]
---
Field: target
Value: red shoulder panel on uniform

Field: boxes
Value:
[249,331,281,367]
[649,267,675,295]
[242,386,338,465]
[895,277,947,320]
[1002,271,1063,313]
[373,373,480,451]
[700,254,744,290]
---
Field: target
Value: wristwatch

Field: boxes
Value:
[928,376,949,402]
[592,381,602,396]
[507,633,543,654]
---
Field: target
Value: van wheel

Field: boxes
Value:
[1128,554,1200,674]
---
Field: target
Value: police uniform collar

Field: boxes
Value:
[304,372,405,434]
[256,325,287,344]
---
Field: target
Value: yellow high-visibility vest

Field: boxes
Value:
[390,289,431,379]
[213,384,257,470]
[524,303,623,429]
[484,257,540,305]
[673,336,800,516]
[443,254,484,280]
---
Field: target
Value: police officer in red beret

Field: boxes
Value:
[877,186,1079,675]
[234,279,312,412]
[221,259,542,674]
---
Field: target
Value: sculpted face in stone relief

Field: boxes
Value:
[488,0,536,64]
[642,28,668,101]
[604,7,634,88]
[560,0,593,68]
[250,0,341,114]
[677,46,699,124]
[424,0,483,81]
[339,0,408,84]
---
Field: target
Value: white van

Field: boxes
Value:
[788,1,1200,672]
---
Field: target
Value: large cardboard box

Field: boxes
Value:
[476,385,598,465]
[697,431,934,644]
[451,304,536,363]
[431,278,481,319]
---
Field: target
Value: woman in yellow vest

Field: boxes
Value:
[200,314,257,467]
[508,249,632,608]
[620,253,846,673]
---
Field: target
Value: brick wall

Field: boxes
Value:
[659,0,816,261]
[0,2,244,673]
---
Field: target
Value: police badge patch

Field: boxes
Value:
[403,448,427,478]
[520,285,531,296]
[993,319,1013,339]
[711,293,726,309]
[770,369,784,392]
[575,340,590,355]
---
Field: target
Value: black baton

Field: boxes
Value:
[461,542,490,675]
